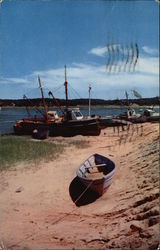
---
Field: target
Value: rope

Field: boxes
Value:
[74,181,93,205]
[51,181,93,226]
[68,83,82,99]
[23,95,45,118]
[50,84,64,95]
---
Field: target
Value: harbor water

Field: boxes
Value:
[0,106,158,135]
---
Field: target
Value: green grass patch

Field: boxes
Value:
[0,136,90,171]
[0,136,65,171]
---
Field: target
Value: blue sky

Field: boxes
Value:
[0,0,159,100]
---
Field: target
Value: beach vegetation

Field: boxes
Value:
[0,135,65,171]
[0,135,89,171]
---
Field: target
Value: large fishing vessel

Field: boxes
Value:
[14,66,101,137]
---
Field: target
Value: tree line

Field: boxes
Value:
[0,97,160,107]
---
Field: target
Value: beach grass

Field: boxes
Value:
[0,135,65,171]
[0,135,90,171]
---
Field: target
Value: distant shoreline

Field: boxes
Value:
[0,96,159,108]
[0,104,159,109]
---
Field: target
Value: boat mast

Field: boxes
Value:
[89,84,91,117]
[48,91,66,116]
[38,75,49,121]
[125,90,129,106]
[64,65,69,109]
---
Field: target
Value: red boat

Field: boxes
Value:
[14,66,101,137]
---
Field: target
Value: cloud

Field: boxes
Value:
[136,56,159,75]
[88,44,132,58]
[0,54,159,99]
[142,46,159,56]
[0,77,29,85]
[88,46,108,57]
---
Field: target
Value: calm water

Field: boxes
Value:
[0,106,158,135]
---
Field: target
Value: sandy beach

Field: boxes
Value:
[0,122,159,250]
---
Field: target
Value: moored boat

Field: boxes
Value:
[143,108,160,122]
[14,66,101,137]
[117,91,146,123]
[118,107,160,124]
[118,107,146,123]
[77,153,116,196]
[14,115,101,137]
[99,116,131,129]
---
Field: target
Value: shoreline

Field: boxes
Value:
[0,104,159,109]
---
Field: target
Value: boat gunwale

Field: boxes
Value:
[77,153,116,182]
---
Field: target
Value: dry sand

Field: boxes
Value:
[0,123,159,250]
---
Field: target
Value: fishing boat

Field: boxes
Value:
[77,153,116,196]
[99,116,131,129]
[87,86,131,129]
[14,115,101,137]
[117,107,146,123]
[118,107,160,123]
[128,90,160,122]
[143,108,160,122]
[14,66,101,137]
[116,90,146,123]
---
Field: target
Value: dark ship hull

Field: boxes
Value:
[14,118,101,137]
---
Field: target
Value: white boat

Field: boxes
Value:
[143,108,160,122]
[118,108,146,123]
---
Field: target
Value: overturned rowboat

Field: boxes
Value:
[77,154,116,196]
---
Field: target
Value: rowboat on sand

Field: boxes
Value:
[77,153,116,196]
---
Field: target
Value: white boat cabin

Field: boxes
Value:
[143,109,159,117]
[47,111,59,120]
[127,108,141,118]
[47,108,84,121]
[65,108,84,121]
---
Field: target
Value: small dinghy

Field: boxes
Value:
[77,154,116,196]
[32,128,48,140]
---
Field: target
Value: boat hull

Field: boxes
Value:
[146,116,160,123]
[79,175,114,196]
[118,115,146,124]
[99,117,130,129]
[14,118,101,137]
[77,154,116,196]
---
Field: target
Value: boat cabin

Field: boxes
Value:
[47,111,59,120]
[143,109,159,117]
[65,108,84,121]
[127,108,141,118]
